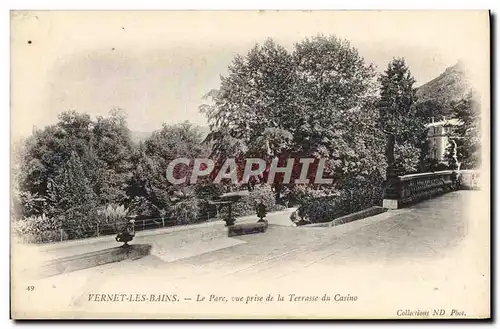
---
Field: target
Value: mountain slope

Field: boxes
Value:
[416,60,473,105]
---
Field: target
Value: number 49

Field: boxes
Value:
[26,286,35,291]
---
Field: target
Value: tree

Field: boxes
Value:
[18,112,92,207]
[378,58,424,175]
[16,110,134,214]
[127,122,210,222]
[46,152,99,239]
[201,39,295,158]
[394,141,421,174]
[292,35,385,187]
[450,91,481,169]
[201,35,385,203]
[292,36,379,153]
[91,108,134,205]
[15,109,135,239]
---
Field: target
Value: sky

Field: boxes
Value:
[10,10,490,138]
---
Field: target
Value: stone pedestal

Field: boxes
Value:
[383,167,402,209]
[382,199,399,210]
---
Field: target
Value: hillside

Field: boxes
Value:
[416,61,474,106]
[415,61,476,120]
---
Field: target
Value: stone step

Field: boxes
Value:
[227,221,268,237]
[35,244,152,278]
[151,237,246,263]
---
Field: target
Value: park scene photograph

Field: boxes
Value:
[10,11,490,319]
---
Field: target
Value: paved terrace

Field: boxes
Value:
[12,190,489,318]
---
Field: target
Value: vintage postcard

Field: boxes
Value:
[10,10,490,319]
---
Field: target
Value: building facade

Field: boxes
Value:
[425,117,461,163]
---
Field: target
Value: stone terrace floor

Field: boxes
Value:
[12,190,490,319]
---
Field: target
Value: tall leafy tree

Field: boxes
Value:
[127,122,210,222]
[450,91,481,169]
[201,38,296,160]
[292,35,384,185]
[16,109,134,222]
[91,108,134,205]
[378,58,423,174]
[46,152,99,239]
[18,112,94,218]
[201,35,385,199]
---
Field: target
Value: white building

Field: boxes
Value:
[425,117,462,163]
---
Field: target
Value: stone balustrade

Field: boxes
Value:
[457,169,481,190]
[383,170,458,209]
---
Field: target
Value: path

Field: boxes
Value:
[12,190,489,319]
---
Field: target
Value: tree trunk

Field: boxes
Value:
[386,134,396,169]
[274,183,282,204]
[384,133,401,199]
[419,141,429,172]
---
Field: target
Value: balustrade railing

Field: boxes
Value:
[457,170,481,190]
[383,170,460,209]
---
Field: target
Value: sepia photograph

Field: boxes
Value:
[9,10,490,319]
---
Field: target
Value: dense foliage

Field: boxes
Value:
[127,122,211,223]
[377,58,426,175]
[201,36,387,208]
[12,35,480,239]
[449,91,482,169]
[220,184,278,218]
[13,109,134,239]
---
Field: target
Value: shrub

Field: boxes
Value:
[422,158,449,172]
[169,197,200,225]
[100,204,128,222]
[195,183,224,219]
[250,184,276,209]
[60,208,100,240]
[337,175,384,212]
[128,196,161,218]
[297,196,348,223]
[12,214,65,243]
[286,184,340,207]
[221,184,276,218]
[97,204,129,233]
[294,176,384,224]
